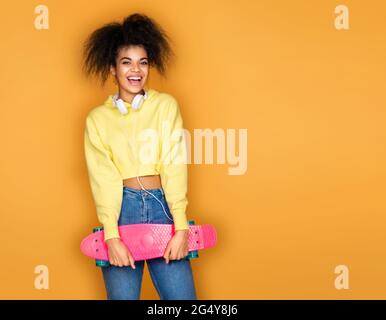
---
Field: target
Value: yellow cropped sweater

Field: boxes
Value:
[83,88,189,241]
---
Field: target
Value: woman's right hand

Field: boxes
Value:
[105,238,136,269]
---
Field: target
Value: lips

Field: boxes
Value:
[127,76,142,86]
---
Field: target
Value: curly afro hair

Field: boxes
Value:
[82,13,175,86]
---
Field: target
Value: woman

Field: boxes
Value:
[82,13,197,300]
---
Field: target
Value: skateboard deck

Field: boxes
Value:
[80,223,217,262]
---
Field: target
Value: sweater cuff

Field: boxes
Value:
[103,221,120,241]
[172,210,189,230]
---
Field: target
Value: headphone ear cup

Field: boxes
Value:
[117,99,128,114]
[131,94,143,110]
[112,94,128,114]
[131,90,148,110]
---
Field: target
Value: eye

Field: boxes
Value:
[122,61,147,65]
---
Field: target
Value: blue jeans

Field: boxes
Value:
[101,186,197,300]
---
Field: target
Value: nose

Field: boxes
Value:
[131,63,140,72]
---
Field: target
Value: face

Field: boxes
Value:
[110,45,149,101]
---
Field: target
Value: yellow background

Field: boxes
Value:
[0,0,385,299]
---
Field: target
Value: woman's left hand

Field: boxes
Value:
[163,229,189,263]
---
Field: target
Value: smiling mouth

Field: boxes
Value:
[127,76,143,86]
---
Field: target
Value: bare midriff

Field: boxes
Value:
[123,174,162,190]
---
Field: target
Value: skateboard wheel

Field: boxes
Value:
[187,220,199,260]
[187,251,199,259]
[95,260,110,268]
[92,227,111,267]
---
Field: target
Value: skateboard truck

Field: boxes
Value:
[92,227,110,268]
[92,220,199,268]
[186,220,199,260]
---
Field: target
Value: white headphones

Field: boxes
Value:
[112,90,148,114]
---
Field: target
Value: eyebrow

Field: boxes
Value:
[119,57,148,61]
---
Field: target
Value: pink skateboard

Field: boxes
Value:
[80,221,217,267]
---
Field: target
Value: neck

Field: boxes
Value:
[118,88,145,103]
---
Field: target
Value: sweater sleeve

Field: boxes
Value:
[159,98,189,231]
[84,115,123,241]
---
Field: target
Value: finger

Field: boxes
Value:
[120,254,128,266]
[165,252,170,264]
[129,255,136,269]
[164,247,171,264]
[177,251,184,260]
[163,244,170,259]
[112,253,118,265]
[171,247,181,260]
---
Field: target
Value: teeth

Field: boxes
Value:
[128,77,141,80]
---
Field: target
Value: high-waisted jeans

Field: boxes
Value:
[101,186,197,300]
